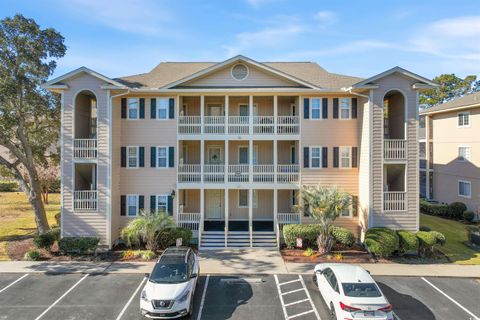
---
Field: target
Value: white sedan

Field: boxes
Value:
[313,263,393,320]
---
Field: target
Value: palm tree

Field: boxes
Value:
[121,210,175,251]
[299,186,351,255]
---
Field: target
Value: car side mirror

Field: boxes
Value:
[144,273,150,278]
[191,273,198,279]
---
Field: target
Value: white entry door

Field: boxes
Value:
[205,190,223,220]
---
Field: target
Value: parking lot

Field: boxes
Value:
[0,272,479,320]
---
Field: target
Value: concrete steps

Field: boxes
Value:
[200,231,277,249]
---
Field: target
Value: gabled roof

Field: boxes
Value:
[420,91,480,115]
[42,66,127,89]
[351,66,438,89]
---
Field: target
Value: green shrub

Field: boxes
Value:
[330,226,355,247]
[283,224,321,248]
[448,202,467,220]
[49,227,61,241]
[430,231,446,246]
[420,199,448,217]
[24,250,42,261]
[0,181,18,192]
[33,231,57,250]
[419,225,431,232]
[157,227,192,250]
[463,211,475,222]
[416,231,442,256]
[303,248,315,257]
[141,250,156,260]
[397,230,419,254]
[121,250,156,260]
[364,227,399,257]
[58,237,100,254]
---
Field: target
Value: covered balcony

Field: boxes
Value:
[74,90,97,159]
[73,163,97,211]
[383,163,406,212]
[383,90,406,160]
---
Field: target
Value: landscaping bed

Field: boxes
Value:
[281,245,375,264]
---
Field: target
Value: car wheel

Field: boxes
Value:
[312,274,317,285]
[330,302,337,320]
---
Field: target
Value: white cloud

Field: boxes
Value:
[314,11,336,25]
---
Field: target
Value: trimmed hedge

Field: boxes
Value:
[157,227,192,250]
[58,237,100,254]
[416,231,437,248]
[463,211,475,222]
[283,224,355,249]
[331,226,355,247]
[397,230,419,253]
[0,181,18,192]
[448,202,467,220]
[364,227,399,257]
[430,231,446,246]
[24,250,42,261]
[420,199,448,217]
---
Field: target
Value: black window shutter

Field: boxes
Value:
[121,147,126,167]
[139,98,145,119]
[351,98,358,119]
[150,147,157,167]
[352,147,358,168]
[150,195,156,212]
[139,195,144,211]
[322,147,328,168]
[121,98,127,119]
[333,98,339,119]
[139,147,145,167]
[168,196,173,215]
[303,147,309,168]
[169,146,175,168]
[322,98,328,119]
[303,98,309,119]
[352,196,358,217]
[150,98,156,119]
[169,98,175,119]
[333,147,339,168]
[120,195,126,216]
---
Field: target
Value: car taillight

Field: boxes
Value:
[378,304,393,312]
[339,301,361,313]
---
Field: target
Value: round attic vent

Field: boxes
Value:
[231,64,249,81]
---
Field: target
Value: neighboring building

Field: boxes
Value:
[420,92,480,214]
[43,55,436,248]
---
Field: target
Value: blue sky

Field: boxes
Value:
[2,0,479,80]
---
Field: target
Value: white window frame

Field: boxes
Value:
[457,112,470,128]
[310,146,322,168]
[339,146,352,169]
[310,98,321,120]
[458,180,471,198]
[127,98,139,120]
[340,98,351,120]
[457,146,471,162]
[157,97,169,120]
[127,194,139,217]
[156,146,168,169]
[238,190,258,208]
[155,195,169,214]
[127,146,139,168]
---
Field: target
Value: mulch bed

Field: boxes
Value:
[281,245,376,264]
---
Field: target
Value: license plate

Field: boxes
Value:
[364,311,375,316]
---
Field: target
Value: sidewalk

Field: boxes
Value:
[0,250,479,278]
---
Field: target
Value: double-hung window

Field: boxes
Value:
[238,190,257,208]
[156,195,168,213]
[157,147,168,168]
[340,147,351,168]
[157,98,168,120]
[458,112,470,127]
[128,98,139,119]
[340,196,353,217]
[340,98,351,119]
[458,180,471,198]
[311,147,322,168]
[127,146,139,168]
[458,146,471,161]
[127,195,139,216]
[311,98,321,119]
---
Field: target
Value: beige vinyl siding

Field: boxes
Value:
[228,189,274,220]
[228,141,273,164]
[179,189,200,213]
[61,74,109,243]
[370,73,418,231]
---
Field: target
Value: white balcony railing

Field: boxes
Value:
[203,164,225,183]
[383,191,406,212]
[278,213,301,225]
[177,212,200,236]
[204,116,225,134]
[228,164,249,182]
[253,116,274,134]
[178,116,201,134]
[277,116,299,134]
[384,139,406,160]
[73,190,98,211]
[74,139,97,159]
[228,116,249,135]
[178,164,201,183]
[253,164,274,182]
[277,164,299,183]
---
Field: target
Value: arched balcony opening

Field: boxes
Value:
[383,90,406,160]
[74,90,97,159]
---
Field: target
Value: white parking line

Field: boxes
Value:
[115,276,147,320]
[275,275,321,320]
[0,274,28,293]
[393,311,402,320]
[34,274,89,320]
[197,274,210,320]
[421,277,480,320]
[288,309,315,319]
[279,279,301,286]
[282,288,304,296]
[274,275,289,319]
[299,275,321,320]
[284,298,310,307]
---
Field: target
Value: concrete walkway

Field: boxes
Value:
[0,249,479,277]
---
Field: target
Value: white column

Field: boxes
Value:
[224,189,229,247]
[225,139,229,183]
[273,95,278,134]
[425,115,431,199]
[249,139,253,183]
[200,139,205,183]
[249,95,253,135]
[274,140,278,183]
[273,189,278,240]
[200,95,205,134]
[199,188,204,248]
[225,95,229,134]
[249,188,253,248]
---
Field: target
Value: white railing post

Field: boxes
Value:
[73,190,98,211]
[200,140,204,183]
[249,188,253,248]
[274,189,278,244]
[225,95,229,135]
[273,95,278,134]
[200,96,205,134]
[249,140,253,183]
[225,189,229,248]
[249,96,253,135]
[199,189,204,248]
[274,140,278,183]
[74,139,97,159]
[225,140,229,184]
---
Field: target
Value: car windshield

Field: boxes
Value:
[342,283,382,297]
[150,263,188,284]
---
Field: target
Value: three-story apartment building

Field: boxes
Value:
[43,55,436,248]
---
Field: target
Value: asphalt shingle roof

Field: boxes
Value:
[420,91,480,115]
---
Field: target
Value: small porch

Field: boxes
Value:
[383,163,407,212]
[73,163,97,211]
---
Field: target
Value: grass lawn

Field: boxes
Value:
[0,192,59,261]
[420,213,480,265]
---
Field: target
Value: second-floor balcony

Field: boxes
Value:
[73,190,98,211]
[384,139,406,160]
[74,138,97,159]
